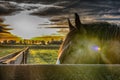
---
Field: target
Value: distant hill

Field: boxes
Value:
[0,21,21,41]
[0,33,21,41]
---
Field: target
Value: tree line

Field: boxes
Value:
[0,38,63,45]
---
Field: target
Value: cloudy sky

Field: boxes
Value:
[1,0,120,39]
[34,0,120,24]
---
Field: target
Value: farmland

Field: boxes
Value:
[0,45,60,64]
[27,49,58,64]
[0,48,22,58]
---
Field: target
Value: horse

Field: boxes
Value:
[56,13,120,64]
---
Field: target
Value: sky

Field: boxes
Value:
[37,0,120,23]
[1,0,120,39]
[44,0,120,23]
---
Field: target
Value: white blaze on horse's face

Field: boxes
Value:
[56,59,60,64]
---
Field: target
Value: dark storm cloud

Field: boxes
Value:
[31,6,69,16]
[0,1,21,15]
[31,0,120,17]
[1,0,120,23]
[97,18,120,21]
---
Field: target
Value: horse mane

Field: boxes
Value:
[58,13,120,63]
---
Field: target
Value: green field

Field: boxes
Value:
[0,48,21,58]
[27,49,58,64]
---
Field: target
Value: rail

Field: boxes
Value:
[0,47,29,64]
[0,64,120,80]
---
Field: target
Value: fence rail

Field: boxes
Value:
[0,47,29,64]
[0,64,120,80]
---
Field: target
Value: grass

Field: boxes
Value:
[27,49,58,64]
[0,48,21,58]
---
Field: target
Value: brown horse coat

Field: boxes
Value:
[57,13,120,64]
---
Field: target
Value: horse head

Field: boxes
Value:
[57,13,120,64]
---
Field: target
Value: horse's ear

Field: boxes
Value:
[75,13,82,29]
[74,13,86,33]
[67,18,75,31]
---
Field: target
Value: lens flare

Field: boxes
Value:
[92,46,101,51]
